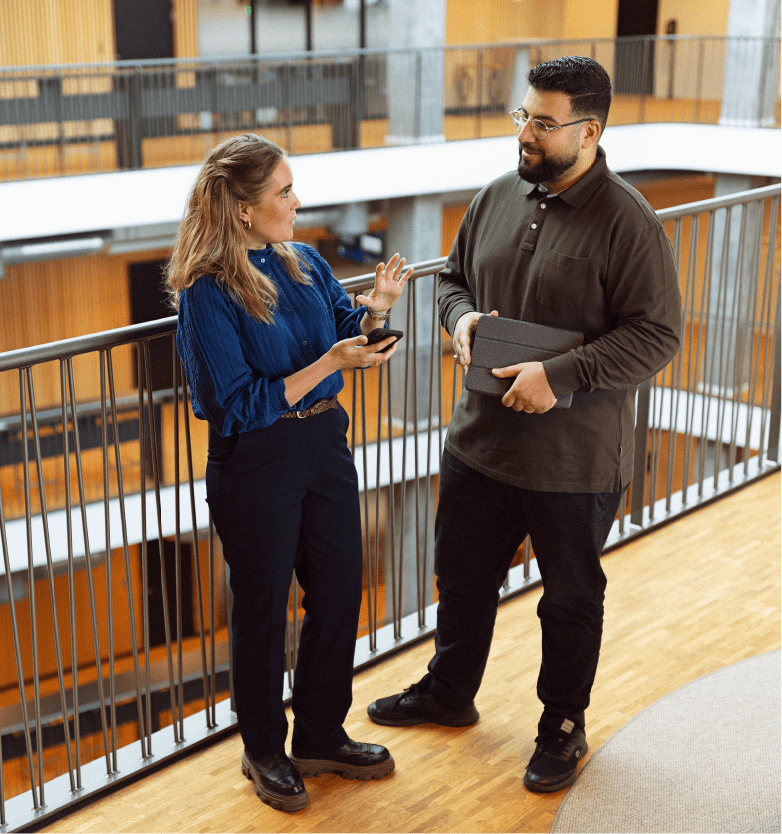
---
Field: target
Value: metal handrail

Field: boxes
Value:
[0,35,775,74]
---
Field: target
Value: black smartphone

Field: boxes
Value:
[366,328,404,352]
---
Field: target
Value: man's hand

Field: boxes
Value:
[453,309,498,370]
[492,361,557,413]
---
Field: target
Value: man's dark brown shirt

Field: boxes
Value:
[439,146,682,492]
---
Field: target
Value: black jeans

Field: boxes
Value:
[206,404,363,758]
[421,449,626,724]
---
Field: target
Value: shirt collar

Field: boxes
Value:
[520,145,609,208]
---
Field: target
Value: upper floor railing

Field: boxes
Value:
[0,183,779,830]
[0,35,779,181]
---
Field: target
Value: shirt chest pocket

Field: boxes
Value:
[534,250,590,311]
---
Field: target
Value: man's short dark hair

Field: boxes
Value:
[527,56,612,133]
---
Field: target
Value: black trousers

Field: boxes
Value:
[421,449,626,725]
[206,404,363,758]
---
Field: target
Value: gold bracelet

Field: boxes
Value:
[367,310,390,321]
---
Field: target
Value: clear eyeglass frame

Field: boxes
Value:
[509,110,592,141]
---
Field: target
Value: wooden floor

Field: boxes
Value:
[45,472,781,834]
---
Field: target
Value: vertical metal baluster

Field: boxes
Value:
[180,364,212,725]
[172,345,185,740]
[395,285,414,640]
[99,352,119,772]
[646,375,662,519]
[695,211,716,495]
[19,369,44,806]
[409,284,424,627]
[743,198,768,469]
[727,204,751,470]
[208,519,217,726]
[665,218,684,505]
[0,410,39,810]
[680,214,701,504]
[711,206,734,486]
[66,360,113,776]
[137,344,153,754]
[385,344,398,635]
[421,277,438,616]
[60,360,82,789]
[141,340,180,741]
[359,339,373,645]
[372,363,384,649]
[25,364,78,791]
[756,196,780,465]
[106,350,147,757]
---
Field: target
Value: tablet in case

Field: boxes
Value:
[465,315,584,409]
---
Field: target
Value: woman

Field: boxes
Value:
[165,133,411,812]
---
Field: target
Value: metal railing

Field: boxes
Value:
[0,184,779,830]
[0,35,778,181]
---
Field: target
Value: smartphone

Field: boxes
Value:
[365,328,404,352]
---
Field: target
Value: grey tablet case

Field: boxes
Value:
[465,315,584,409]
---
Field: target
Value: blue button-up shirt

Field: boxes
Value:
[177,244,366,436]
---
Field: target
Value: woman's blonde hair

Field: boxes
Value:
[164,133,310,323]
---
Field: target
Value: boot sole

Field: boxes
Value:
[290,752,396,781]
[241,755,309,812]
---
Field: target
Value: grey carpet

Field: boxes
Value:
[551,650,781,834]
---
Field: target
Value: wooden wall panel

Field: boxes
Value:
[0,249,178,414]
[446,0,566,47]
[0,546,145,699]
[172,0,199,59]
[0,0,114,67]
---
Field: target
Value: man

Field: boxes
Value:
[367,56,682,793]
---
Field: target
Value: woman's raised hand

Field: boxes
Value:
[355,253,413,315]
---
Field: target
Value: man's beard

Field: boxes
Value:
[517,144,579,185]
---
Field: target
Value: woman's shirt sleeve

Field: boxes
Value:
[304,246,367,339]
[176,277,290,436]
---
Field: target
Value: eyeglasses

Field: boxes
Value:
[509,110,592,141]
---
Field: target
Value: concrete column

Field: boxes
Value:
[386,0,446,145]
[720,0,780,126]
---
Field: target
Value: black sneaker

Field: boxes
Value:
[523,718,588,793]
[367,683,479,727]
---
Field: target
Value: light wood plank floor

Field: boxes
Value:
[45,472,781,834]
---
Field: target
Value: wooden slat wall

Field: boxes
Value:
[0,0,200,67]
[0,249,180,413]
[0,0,114,67]
[446,0,566,46]
[172,0,199,59]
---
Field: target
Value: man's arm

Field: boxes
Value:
[493,224,682,413]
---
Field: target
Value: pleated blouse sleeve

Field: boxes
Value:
[176,276,291,436]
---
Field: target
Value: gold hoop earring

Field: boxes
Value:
[242,219,251,231]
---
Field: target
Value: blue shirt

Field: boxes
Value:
[177,243,366,436]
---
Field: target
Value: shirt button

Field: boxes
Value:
[286,307,291,312]
[540,203,547,209]
[303,340,308,345]
[531,223,537,229]
[260,258,265,263]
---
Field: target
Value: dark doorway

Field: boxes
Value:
[113,0,174,61]
[145,538,195,648]
[615,0,659,95]
[128,259,175,392]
